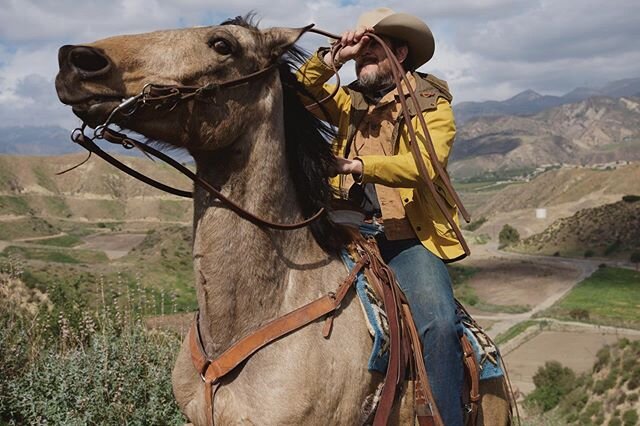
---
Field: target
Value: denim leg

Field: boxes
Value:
[377,237,464,426]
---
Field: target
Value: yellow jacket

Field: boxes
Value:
[297,51,465,260]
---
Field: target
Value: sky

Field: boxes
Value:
[1,0,639,129]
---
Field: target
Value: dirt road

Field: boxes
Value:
[462,242,598,337]
[460,242,640,396]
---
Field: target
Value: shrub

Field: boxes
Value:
[622,410,638,426]
[594,346,611,371]
[570,308,590,322]
[617,392,627,405]
[498,224,520,248]
[0,273,185,424]
[584,249,595,258]
[5,325,184,425]
[628,368,640,390]
[604,239,622,256]
[621,195,640,203]
[525,361,576,412]
[593,374,617,395]
[464,216,487,232]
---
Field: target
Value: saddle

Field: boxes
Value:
[188,230,487,426]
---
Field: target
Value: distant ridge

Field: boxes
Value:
[0,126,78,155]
[0,153,193,222]
[450,95,640,179]
[514,197,640,258]
[454,77,640,124]
[0,125,191,160]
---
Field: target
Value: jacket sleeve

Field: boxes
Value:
[296,49,352,126]
[357,97,456,188]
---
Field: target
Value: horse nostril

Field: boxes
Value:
[68,46,111,77]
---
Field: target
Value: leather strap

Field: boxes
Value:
[370,250,404,426]
[461,334,481,426]
[189,252,368,424]
[366,33,470,256]
[402,303,445,426]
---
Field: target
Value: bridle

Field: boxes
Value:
[64,52,325,231]
[62,25,470,252]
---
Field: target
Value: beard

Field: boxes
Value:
[357,67,395,92]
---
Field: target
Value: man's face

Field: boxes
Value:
[355,36,405,90]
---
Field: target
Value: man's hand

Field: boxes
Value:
[331,156,363,177]
[323,26,374,67]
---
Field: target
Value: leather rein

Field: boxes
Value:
[308,28,471,255]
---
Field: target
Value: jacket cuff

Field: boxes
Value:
[357,155,387,184]
[314,47,337,72]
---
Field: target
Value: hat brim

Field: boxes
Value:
[373,13,435,68]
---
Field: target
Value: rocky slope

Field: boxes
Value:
[514,198,640,258]
[451,96,640,179]
[471,163,640,217]
[0,153,193,222]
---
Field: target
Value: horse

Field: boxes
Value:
[55,15,512,425]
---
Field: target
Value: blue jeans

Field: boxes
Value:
[377,235,464,426]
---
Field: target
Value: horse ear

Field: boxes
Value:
[262,24,313,62]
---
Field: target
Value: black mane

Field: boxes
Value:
[223,15,346,253]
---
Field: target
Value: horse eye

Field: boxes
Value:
[210,38,232,55]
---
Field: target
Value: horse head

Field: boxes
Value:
[55,17,309,152]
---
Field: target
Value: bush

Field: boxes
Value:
[604,239,622,256]
[525,361,576,412]
[498,224,520,248]
[621,195,640,203]
[584,249,595,258]
[628,368,640,390]
[4,325,184,425]
[464,216,487,232]
[570,308,590,322]
[622,409,638,426]
[0,272,185,424]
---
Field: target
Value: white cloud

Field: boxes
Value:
[0,0,639,126]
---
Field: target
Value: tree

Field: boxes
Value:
[498,224,520,248]
[525,361,576,412]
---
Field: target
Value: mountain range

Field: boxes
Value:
[453,77,640,124]
[449,95,640,179]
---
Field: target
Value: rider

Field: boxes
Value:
[297,8,466,425]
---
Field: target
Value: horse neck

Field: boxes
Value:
[191,79,328,357]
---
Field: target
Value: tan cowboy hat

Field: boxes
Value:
[356,8,435,67]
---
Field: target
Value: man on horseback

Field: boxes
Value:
[298,8,466,425]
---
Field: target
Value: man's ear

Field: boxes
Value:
[395,44,409,64]
[262,24,313,63]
